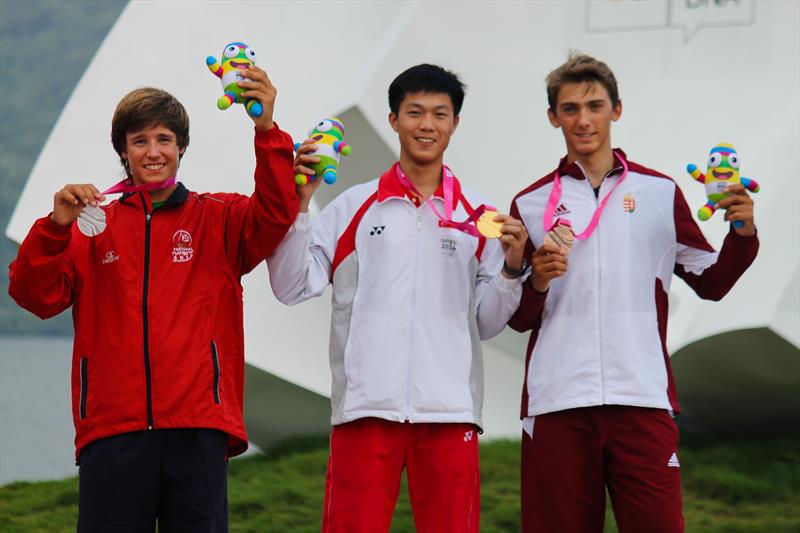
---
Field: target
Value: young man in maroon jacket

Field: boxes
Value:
[8,65,299,532]
[508,53,758,532]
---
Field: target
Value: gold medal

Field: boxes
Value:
[544,221,574,255]
[476,210,503,238]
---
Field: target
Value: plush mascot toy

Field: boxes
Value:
[294,117,352,186]
[206,42,262,117]
[686,143,759,228]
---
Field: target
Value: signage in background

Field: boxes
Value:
[587,0,756,42]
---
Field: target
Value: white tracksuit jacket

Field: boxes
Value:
[509,150,759,418]
[267,164,524,428]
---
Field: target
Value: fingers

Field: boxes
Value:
[56,184,104,206]
[529,243,568,293]
[724,202,754,223]
[534,242,563,256]
[495,215,527,241]
[239,65,276,129]
[295,140,319,155]
[294,164,317,177]
[715,188,752,210]
[52,184,103,226]
[497,216,529,270]
[293,140,320,177]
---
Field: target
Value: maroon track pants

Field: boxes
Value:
[521,406,684,533]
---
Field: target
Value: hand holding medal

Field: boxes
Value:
[51,183,106,231]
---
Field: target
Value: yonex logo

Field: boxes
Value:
[369,226,385,236]
[464,430,474,442]
[667,452,680,468]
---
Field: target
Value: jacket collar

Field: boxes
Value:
[557,148,628,181]
[119,182,189,211]
[377,162,461,210]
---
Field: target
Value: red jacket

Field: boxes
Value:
[9,126,299,459]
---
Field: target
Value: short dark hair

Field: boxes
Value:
[546,52,620,110]
[388,64,466,116]
[111,87,190,177]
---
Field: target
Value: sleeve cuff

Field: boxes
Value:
[291,212,311,231]
[254,122,291,145]
[40,215,73,236]
[495,271,525,290]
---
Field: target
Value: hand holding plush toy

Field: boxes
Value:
[206,42,263,117]
[294,117,352,186]
[686,143,759,228]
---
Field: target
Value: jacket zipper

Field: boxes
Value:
[79,356,88,419]
[211,341,221,404]
[405,209,423,420]
[594,181,606,404]
[142,210,154,429]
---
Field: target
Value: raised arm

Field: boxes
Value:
[266,139,340,305]
[220,65,300,275]
[673,184,759,300]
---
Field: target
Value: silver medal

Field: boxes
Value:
[77,205,107,237]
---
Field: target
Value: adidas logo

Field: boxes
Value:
[667,452,680,468]
[553,203,571,217]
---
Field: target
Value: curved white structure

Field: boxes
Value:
[7,0,799,447]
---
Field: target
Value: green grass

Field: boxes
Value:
[1,436,799,532]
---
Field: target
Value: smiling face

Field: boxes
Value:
[389,91,459,168]
[220,42,257,73]
[121,124,184,186]
[707,144,741,183]
[548,81,621,162]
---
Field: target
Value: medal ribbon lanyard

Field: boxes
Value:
[102,175,178,195]
[394,163,495,239]
[543,152,629,239]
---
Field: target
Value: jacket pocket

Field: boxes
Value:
[210,341,221,404]
[79,356,88,419]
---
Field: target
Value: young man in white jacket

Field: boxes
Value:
[267,64,528,532]
[508,53,759,533]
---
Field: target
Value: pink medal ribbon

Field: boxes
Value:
[101,175,177,195]
[543,152,629,240]
[77,176,178,237]
[394,163,494,238]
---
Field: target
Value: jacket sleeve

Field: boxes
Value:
[506,199,547,333]
[8,216,76,319]
[507,246,548,333]
[474,236,524,340]
[672,185,759,300]
[225,125,301,276]
[267,203,341,305]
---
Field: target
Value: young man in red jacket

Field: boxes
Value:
[508,53,758,532]
[8,65,299,532]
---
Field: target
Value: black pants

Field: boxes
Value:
[77,428,229,533]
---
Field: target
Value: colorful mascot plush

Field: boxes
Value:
[686,143,759,228]
[294,117,352,186]
[206,42,262,117]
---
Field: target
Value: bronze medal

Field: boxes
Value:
[544,221,574,255]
